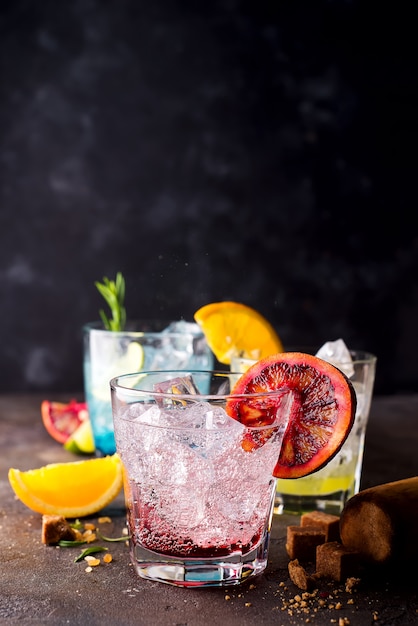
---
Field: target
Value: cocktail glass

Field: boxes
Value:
[231,348,377,515]
[275,349,377,515]
[110,370,291,587]
[83,321,213,456]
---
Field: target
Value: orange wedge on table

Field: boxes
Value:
[194,301,284,364]
[8,454,123,518]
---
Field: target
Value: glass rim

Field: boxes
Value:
[259,348,377,366]
[334,350,377,365]
[110,370,291,402]
[83,320,204,337]
[111,370,292,432]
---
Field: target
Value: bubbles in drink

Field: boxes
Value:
[117,394,286,558]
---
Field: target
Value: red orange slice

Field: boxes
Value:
[41,400,88,444]
[227,352,356,479]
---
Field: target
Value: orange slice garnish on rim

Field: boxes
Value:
[194,301,283,364]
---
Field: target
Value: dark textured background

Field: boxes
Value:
[1,0,417,394]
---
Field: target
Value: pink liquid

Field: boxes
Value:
[127,498,265,559]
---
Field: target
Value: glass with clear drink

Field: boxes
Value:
[83,321,213,456]
[275,349,377,515]
[110,370,291,587]
[232,347,377,515]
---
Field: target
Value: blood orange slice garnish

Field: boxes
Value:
[226,352,356,479]
[41,399,88,445]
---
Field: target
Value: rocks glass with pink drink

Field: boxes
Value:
[110,370,291,587]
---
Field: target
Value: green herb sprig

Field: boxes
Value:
[95,272,126,331]
[74,546,109,563]
[97,532,128,542]
[58,540,86,547]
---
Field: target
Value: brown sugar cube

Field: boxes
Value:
[316,541,360,581]
[301,510,341,542]
[288,559,318,591]
[286,525,326,561]
[41,515,78,545]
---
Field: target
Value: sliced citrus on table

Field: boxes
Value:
[194,301,284,365]
[63,419,95,455]
[226,352,356,479]
[8,454,123,517]
[41,399,88,444]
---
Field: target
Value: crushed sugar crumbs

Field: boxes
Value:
[223,578,375,625]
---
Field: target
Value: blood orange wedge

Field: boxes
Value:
[226,352,356,479]
[41,399,88,444]
[8,454,123,517]
[194,301,283,365]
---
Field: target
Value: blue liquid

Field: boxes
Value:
[83,323,215,456]
[94,430,116,456]
[85,395,116,455]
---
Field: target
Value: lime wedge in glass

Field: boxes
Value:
[92,341,145,401]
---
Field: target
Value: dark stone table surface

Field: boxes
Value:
[1,393,417,625]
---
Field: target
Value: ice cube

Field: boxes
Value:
[316,338,355,378]
[133,404,162,425]
[145,334,199,371]
[154,375,200,396]
[162,320,201,335]
[153,375,202,410]
[183,402,244,431]
[163,401,245,458]
[351,381,368,423]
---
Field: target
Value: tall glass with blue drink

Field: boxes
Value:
[83,321,214,455]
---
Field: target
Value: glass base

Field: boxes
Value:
[129,537,271,587]
[274,490,353,516]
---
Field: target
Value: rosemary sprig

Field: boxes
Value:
[97,532,129,542]
[95,272,126,331]
[58,540,87,547]
[74,546,109,563]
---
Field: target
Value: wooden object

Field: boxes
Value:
[339,476,418,563]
